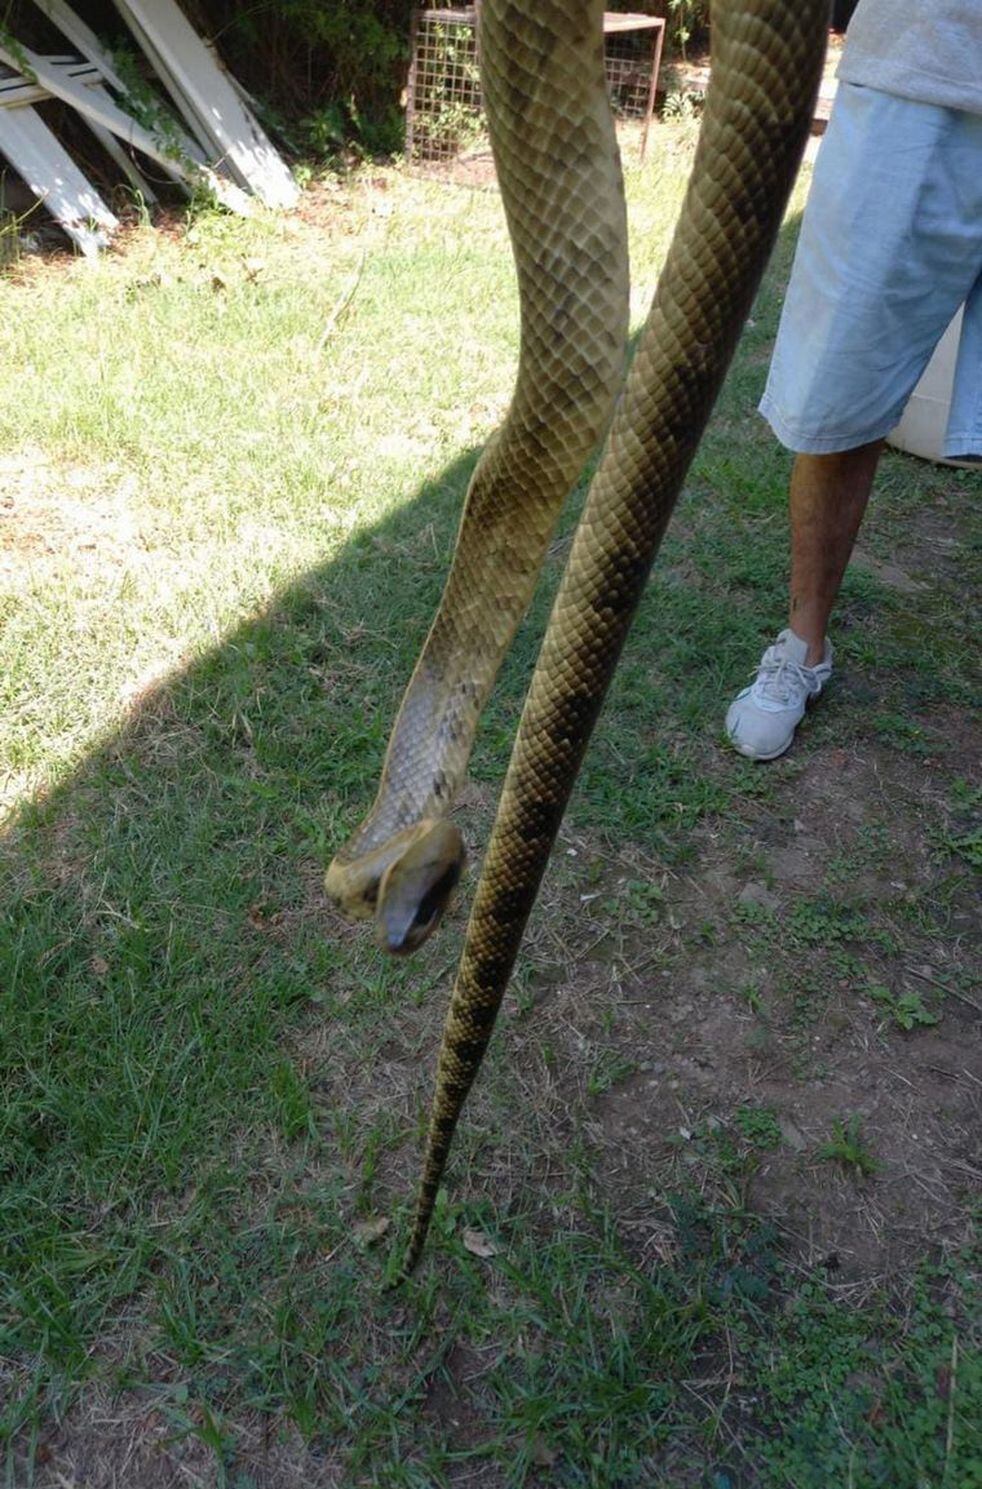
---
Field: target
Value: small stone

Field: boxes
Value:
[738,881,780,912]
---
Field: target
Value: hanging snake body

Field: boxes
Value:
[326,0,828,1274]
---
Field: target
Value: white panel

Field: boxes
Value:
[0,103,116,254]
[0,60,101,109]
[32,0,129,93]
[1,56,156,202]
[0,41,252,214]
[114,0,298,209]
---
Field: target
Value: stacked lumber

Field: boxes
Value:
[0,0,297,256]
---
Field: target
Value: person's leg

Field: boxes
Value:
[726,439,884,762]
[787,439,884,665]
[727,87,982,761]
[726,439,882,761]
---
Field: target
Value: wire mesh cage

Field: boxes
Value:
[405,8,665,169]
[603,13,666,122]
[405,8,483,166]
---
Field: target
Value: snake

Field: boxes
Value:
[326,0,828,1275]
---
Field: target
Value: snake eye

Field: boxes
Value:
[376,821,465,955]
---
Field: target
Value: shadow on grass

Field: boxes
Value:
[3,420,771,1474]
[0,423,755,1483]
[1,443,481,1366]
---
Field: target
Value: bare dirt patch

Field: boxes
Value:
[12,1383,348,1489]
[0,446,143,575]
[530,741,981,1284]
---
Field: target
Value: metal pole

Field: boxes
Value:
[639,18,665,164]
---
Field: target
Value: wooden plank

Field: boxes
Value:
[0,59,101,108]
[0,40,253,213]
[111,5,216,159]
[0,102,116,254]
[117,0,297,207]
[113,0,298,209]
[32,0,130,93]
[31,3,164,196]
[602,14,663,33]
[29,7,186,199]
[1,57,157,201]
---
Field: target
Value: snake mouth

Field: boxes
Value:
[380,857,463,955]
[376,820,466,955]
[326,818,466,952]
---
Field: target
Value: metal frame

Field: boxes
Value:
[405,8,666,168]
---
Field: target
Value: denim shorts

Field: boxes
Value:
[759,83,982,459]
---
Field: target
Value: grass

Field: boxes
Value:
[1,128,980,1486]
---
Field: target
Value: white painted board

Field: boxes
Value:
[110,6,216,160]
[113,0,298,209]
[0,58,101,108]
[1,57,156,201]
[28,6,159,198]
[0,102,117,254]
[0,41,253,214]
[32,0,130,94]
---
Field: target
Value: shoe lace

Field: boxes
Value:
[752,652,814,710]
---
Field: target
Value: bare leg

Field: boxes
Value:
[788,438,884,662]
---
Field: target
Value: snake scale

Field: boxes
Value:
[327,0,828,1275]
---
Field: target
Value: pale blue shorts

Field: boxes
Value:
[760,83,982,459]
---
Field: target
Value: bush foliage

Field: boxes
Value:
[196,2,695,160]
[197,1,414,156]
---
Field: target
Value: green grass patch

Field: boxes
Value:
[1,138,979,1485]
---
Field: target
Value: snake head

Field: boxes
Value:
[325,818,465,955]
[376,819,465,954]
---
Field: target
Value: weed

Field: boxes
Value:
[872,710,934,755]
[816,1116,881,1178]
[739,977,765,1013]
[616,876,667,927]
[921,777,982,870]
[734,1104,782,1150]
[787,895,871,947]
[939,825,982,869]
[587,1050,636,1098]
[662,87,703,123]
[868,983,940,1032]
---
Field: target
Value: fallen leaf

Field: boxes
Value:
[462,1228,498,1258]
[531,1435,557,1468]
[90,955,109,976]
[352,1216,390,1248]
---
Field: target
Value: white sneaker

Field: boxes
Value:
[725,629,833,761]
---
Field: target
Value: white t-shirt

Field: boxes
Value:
[838,0,982,115]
